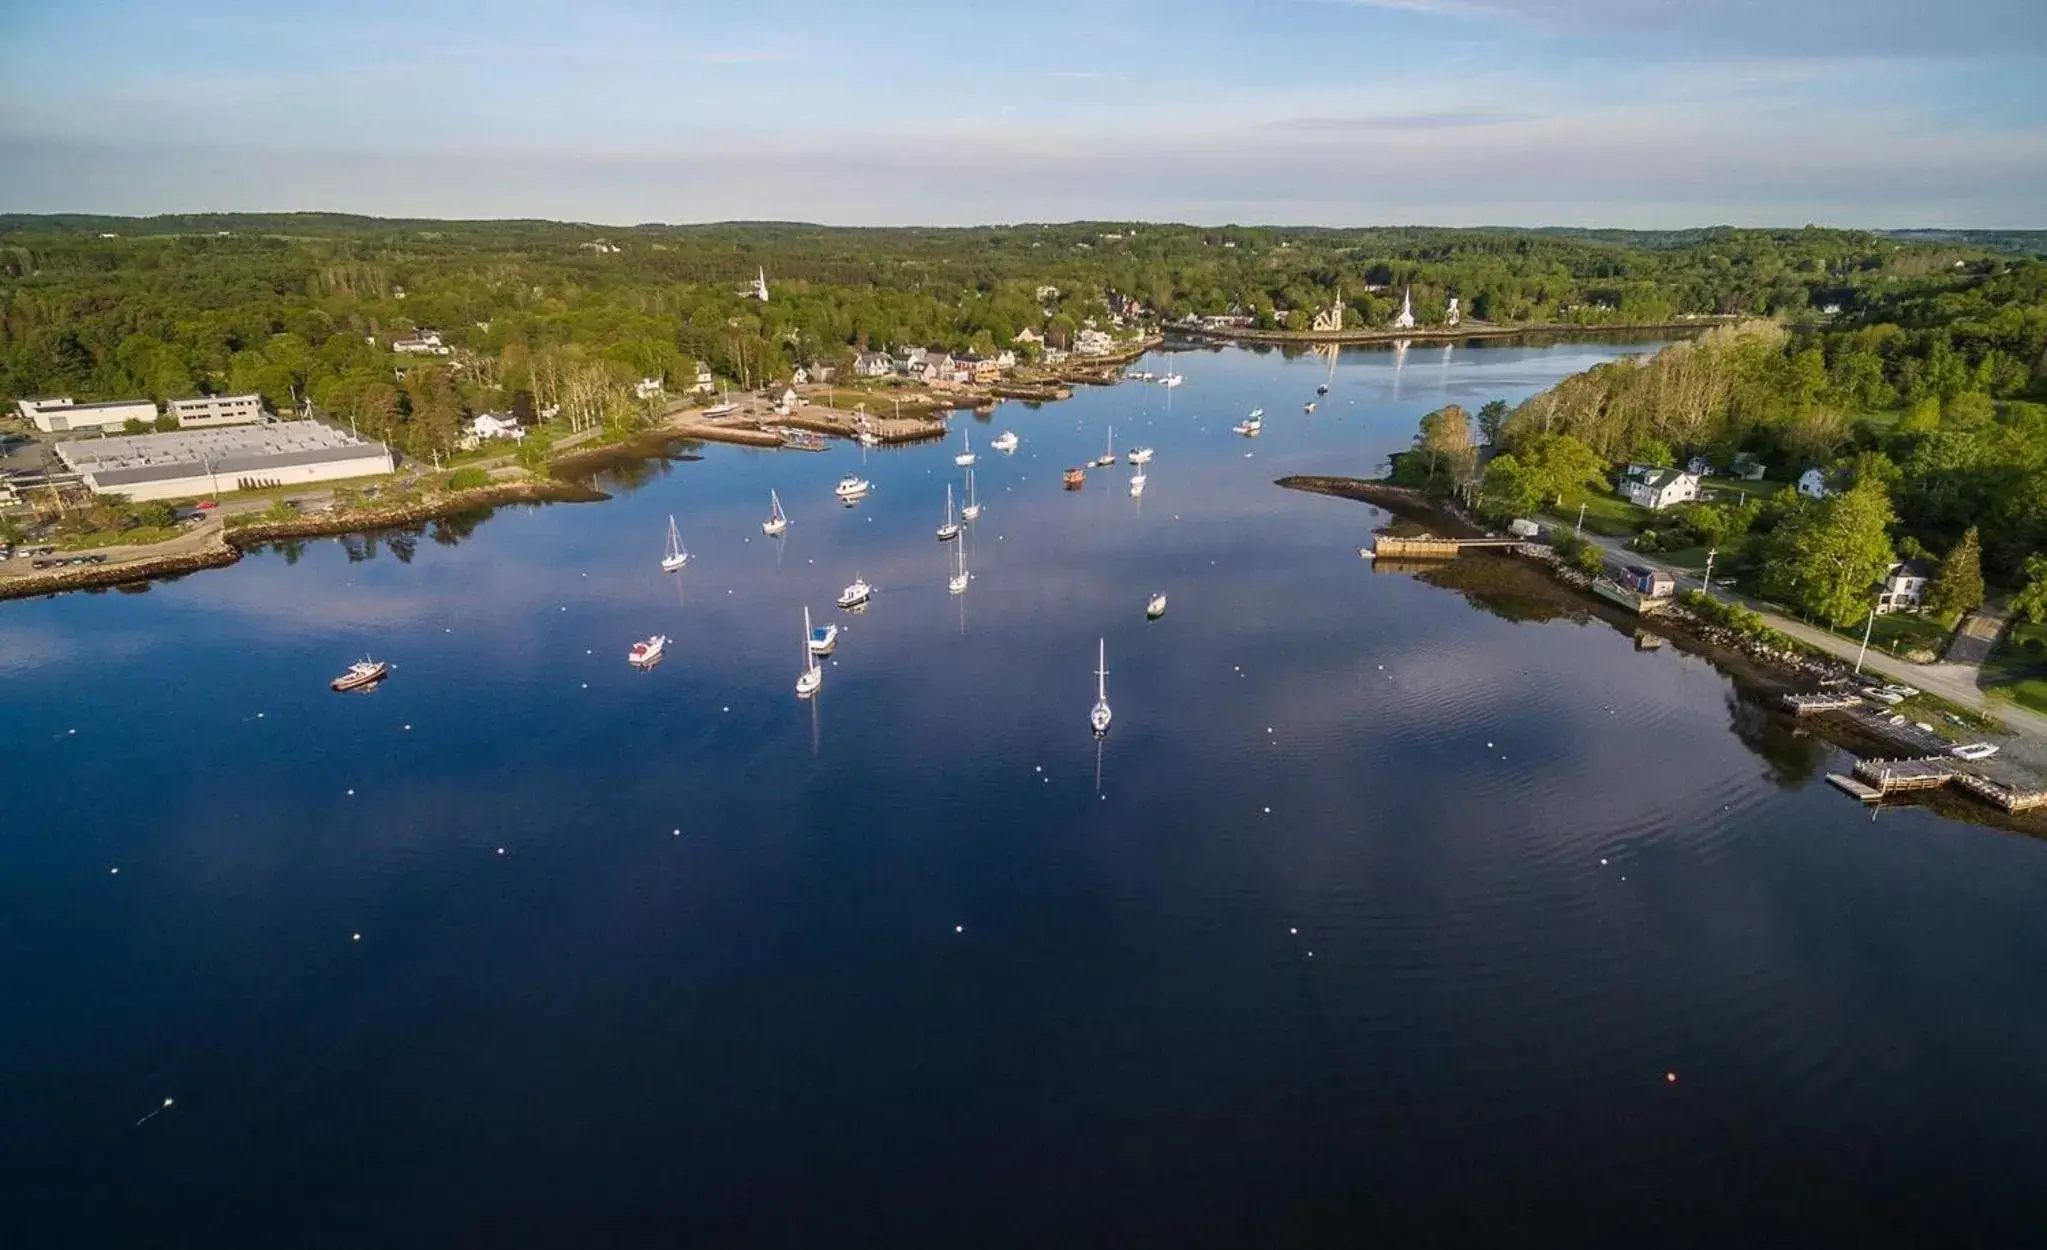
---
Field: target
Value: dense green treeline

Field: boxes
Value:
[2,215,2036,463]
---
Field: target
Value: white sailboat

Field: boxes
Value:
[660,515,690,571]
[936,483,961,541]
[762,489,788,536]
[703,387,738,418]
[948,536,970,595]
[1094,425,1117,468]
[991,431,1019,452]
[1129,469,1146,498]
[796,606,823,697]
[1233,410,1263,437]
[1127,446,1154,465]
[954,428,975,466]
[1089,638,1112,735]
[960,467,982,520]
[1158,372,1184,388]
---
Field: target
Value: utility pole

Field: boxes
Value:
[1574,501,1587,539]
[1701,547,1717,599]
[1855,604,1877,675]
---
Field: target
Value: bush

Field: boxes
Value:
[446,466,491,491]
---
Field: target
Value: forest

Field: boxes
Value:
[4,214,2039,463]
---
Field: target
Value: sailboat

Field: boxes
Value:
[661,515,690,571]
[703,387,738,419]
[948,537,970,595]
[954,429,975,466]
[961,468,982,520]
[1094,425,1117,468]
[1089,639,1112,735]
[1129,468,1146,498]
[1233,409,1263,437]
[936,483,961,541]
[762,489,788,537]
[991,431,1019,452]
[796,606,823,697]
[1146,593,1167,619]
[1158,371,1184,388]
[1127,446,1154,465]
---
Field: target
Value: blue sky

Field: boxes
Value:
[2,0,2042,226]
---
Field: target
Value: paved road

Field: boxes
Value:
[1563,524,2047,764]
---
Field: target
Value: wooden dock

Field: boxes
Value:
[1839,756,2047,813]
[1784,692,1865,715]
[1371,534,1539,560]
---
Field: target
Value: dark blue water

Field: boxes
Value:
[6,341,2047,1248]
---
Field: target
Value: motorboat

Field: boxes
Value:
[661,515,690,571]
[937,483,961,542]
[1303,401,1318,413]
[1129,471,1147,498]
[1127,447,1154,465]
[330,657,388,692]
[992,431,1019,453]
[835,474,871,499]
[1127,370,1156,382]
[954,429,975,466]
[1158,372,1184,388]
[1064,467,1087,490]
[1951,742,2000,762]
[1232,412,1262,437]
[628,635,668,666]
[808,620,839,655]
[838,576,873,609]
[762,489,788,537]
[1146,593,1167,620]
[1089,639,1112,735]
[1316,382,1330,395]
[961,468,982,520]
[797,607,823,697]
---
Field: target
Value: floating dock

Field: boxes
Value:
[1839,756,2047,814]
[1371,534,1546,560]
[1784,692,1865,715]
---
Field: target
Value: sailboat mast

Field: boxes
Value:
[1097,638,1107,699]
[803,606,815,672]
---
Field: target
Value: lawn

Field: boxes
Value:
[1826,610,1954,661]
[1547,489,1651,537]
[1985,619,2047,717]
[1700,476,1788,502]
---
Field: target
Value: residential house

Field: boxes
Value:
[634,377,665,401]
[1685,454,1714,476]
[1041,347,1069,365]
[1877,558,1934,614]
[773,387,799,415]
[806,362,835,384]
[1729,453,1767,481]
[1445,296,1462,327]
[692,363,716,394]
[1013,327,1044,347]
[993,349,1017,371]
[467,412,524,444]
[921,352,957,383]
[1797,467,1833,499]
[1074,327,1116,356]
[956,354,1001,383]
[392,332,451,356]
[790,368,808,386]
[854,352,893,378]
[1619,467,1701,511]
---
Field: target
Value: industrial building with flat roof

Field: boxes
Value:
[54,421,397,501]
[16,396,161,433]
[168,393,266,428]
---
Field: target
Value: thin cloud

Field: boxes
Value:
[1263,110,1539,131]
[697,50,789,64]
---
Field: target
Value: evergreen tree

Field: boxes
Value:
[1926,526,1984,619]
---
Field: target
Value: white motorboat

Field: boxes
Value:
[1146,593,1167,619]
[948,538,970,596]
[1158,372,1184,388]
[1232,413,1262,437]
[1089,638,1112,735]
[1127,446,1154,465]
[661,515,691,571]
[961,468,982,520]
[329,657,389,692]
[1127,370,1156,382]
[991,431,1019,453]
[762,489,788,536]
[1303,401,1317,414]
[936,483,961,541]
[628,634,668,666]
[954,429,975,466]
[835,474,871,499]
[1951,742,2000,762]
[838,576,873,609]
[1094,425,1118,468]
[1129,471,1146,498]
[796,607,823,697]
[808,619,839,655]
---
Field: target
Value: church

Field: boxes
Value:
[1311,287,1345,332]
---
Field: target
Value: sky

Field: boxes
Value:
[2,0,2043,228]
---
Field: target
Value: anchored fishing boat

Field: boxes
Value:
[329,657,388,692]
[1146,593,1167,619]
[628,635,668,667]
[838,576,873,609]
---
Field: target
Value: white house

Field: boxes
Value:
[773,387,798,414]
[1685,454,1714,476]
[1075,327,1116,355]
[1620,468,1701,511]
[1445,296,1462,327]
[392,332,450,356]
[692,363,716,394]
[1798,468,1833,499]
[1877,558,1934,614]
[468,412,525,442]
[854,352,893,378]
[634,377,665,401]
[1013,326,1044,346]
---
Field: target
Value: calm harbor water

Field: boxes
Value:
[5,340,2047,1246]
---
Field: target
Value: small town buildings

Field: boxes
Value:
[634,377,665,401]
[774,387,798,414]
[854,351,893,378]
[956,354,1002,383]
[54,422,396,500]
[1877,558,1934,613]
[469,412,525,442]
[392,332,450,356]
[1798,467,1833,499]
[993,349,1016,371]
[692,363,716,394]
[1620,467,1702,511]
[16,396,160,434]
[1041,347,1069,365]
[1391,287,1416,330]
[1445,296,1462,327]
[170,393,266,428]
[1075,327,1116,356]
[1012,327,1044,347]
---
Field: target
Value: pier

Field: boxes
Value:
[1371,534,1532,560]
[1784,691,1865,715]
[1829,756,2047,814]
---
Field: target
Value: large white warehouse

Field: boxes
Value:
[54,422,397,501]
